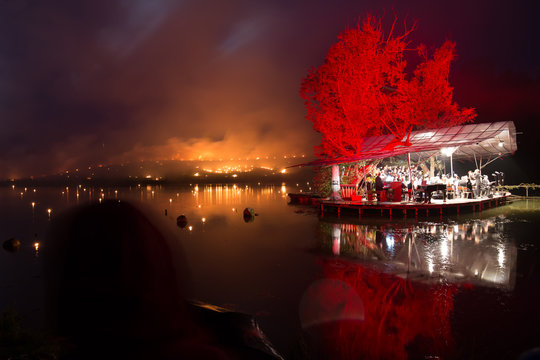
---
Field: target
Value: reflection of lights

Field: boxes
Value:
[280,169,286,174]
[188,226,193,231]
[201,217,206,223]
[332,224,341,256]
[34,242,39,251]
[198,204,201,208]
[169,198,173,204]
[497,246,505,267]
[385,234,394,250]
[440,239,449,260]
[194,172,199,177]
[31,202,35,208]
[47,208,52,219]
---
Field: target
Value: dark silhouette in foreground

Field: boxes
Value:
[44,200,281,359]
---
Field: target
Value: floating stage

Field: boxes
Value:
[288,192,512,219]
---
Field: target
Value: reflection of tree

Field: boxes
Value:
[321,222,387,260]
[304,259,457,359]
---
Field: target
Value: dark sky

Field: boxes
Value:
[1,0,538,180]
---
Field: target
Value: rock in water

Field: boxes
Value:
[243,208,255,223]
[3,238,21,252]
[176,215,188,228]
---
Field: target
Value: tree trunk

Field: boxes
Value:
[331,164,342,200]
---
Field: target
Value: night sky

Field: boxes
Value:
[1,0,538,181]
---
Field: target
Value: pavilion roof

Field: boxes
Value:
[294,121,517,167]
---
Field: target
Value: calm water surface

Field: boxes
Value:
[0,184,539,359]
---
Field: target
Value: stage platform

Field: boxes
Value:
[288,192,512,218]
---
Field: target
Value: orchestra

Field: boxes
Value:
[361,165,502,203]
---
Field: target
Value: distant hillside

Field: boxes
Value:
[2,159,315,186]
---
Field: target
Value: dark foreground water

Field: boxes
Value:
[0,184,539,359]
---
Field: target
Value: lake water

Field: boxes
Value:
[0,184,539,359]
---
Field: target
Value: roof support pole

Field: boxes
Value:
[408,153,414,201]
[450,152,454,179]
[479,157,483,175]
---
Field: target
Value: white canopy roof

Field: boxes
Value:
[295,121,517,167]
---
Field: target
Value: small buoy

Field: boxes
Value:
[3,238,21,253]
[176,215,188,228]
[243,208,255,223]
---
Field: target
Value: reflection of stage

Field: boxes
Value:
[320,216,517,289]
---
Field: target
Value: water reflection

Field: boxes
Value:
[302,216,518,359]
[1,185,538,359]
[319,216,516,289]
[299,259,457,360]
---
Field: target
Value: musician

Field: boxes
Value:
[467,171,476,198]
[375,172,384,201]
[473,169,481,198]
[481,175,491,196]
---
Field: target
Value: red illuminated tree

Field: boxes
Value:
[300,14,476,158]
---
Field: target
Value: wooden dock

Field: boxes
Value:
[289,192,511,218]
